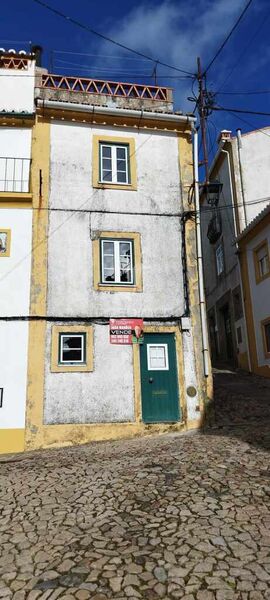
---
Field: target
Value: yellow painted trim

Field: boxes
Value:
[261,317,270,359]
[0,429,25,454]
[0,192,32,202]
[92,134,137,191]
[133,325,186,425]
[0,201,32,209]
[51,325,94,372]
[93,231,143,293]
[0,228,11,257]
[237,351,249,371]
[25,118,50,451]
[253,239,270,284]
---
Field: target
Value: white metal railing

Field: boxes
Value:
[0,157,31,192]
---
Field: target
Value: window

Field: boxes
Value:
[100,143,129,185]
[92,231,142,293]
[261,318,270,358]
[147,344,169,371]
[237,326,242,344]
[59,333,86,365]
[254,240,270,284]
[232,286,243,320]
[101,239,134,284]
[216,242,224,276]
[92,135,137,190]
[51,325,94,372]
[0,229,11,257]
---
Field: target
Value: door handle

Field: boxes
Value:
[149,377,154,383]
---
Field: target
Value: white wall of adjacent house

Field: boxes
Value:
[43,121,199,425]
[246,223,270,367]
[237,128,270,225]
[0,58,35,113]
[0,209,32,430]
[0,128,32,192]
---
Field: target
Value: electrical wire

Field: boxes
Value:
[203,0,254,76]
[210,106,270,117]
[214,108,270,139]
[31,0,195,76]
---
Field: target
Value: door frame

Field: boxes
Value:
[133,325,186,423]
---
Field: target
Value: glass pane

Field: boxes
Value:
[116,146,126,159]
[120,267,131,282]
[102,170,112,182]
[148,345,168,370]
[103,241,114,255]
[265,324,270,352]
[0,233,7,253]
[102,158,112,170]
[104,255,114,269]
[62,349,82,362]
[120,242,131,256]
[102,145,111,158]
[117,171,127,183]
[104,269,115,282]
[62,336,82,349]
[116,159,126,172]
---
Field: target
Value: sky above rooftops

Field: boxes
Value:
[1,0,270,161]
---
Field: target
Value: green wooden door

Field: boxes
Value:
[140,333,180,423]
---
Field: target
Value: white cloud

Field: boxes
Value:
[92,0,244,110]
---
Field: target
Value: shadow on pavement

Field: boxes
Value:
[201,367,270,452]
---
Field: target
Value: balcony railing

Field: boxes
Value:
[0,157,31,193]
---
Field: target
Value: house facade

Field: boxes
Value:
[238,205,270,378]
[1,50,211,454]
[201,128,270,370]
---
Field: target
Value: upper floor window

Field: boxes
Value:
[101,239,134,284]
[59,333,86,365]
[92,135,137,190]
[215,242,224,277]
[100,143,129,185]
[254,240,270,284]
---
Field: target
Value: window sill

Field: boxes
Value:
[93,181,137,191]
[95,283,142,293]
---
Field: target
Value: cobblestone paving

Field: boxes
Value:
[1,370,270,600]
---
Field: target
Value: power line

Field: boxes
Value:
[203,0,254,76]
[210,106,270,117]
[215,108,270,139]
[31,0,195,76]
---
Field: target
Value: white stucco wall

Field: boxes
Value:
[0,209,32,316]
[0,322,29,428]
[44,324,135,424]
[246,223,270,367]
[0,128,32,192]
[237,129,270,225]
[0,59,35,113]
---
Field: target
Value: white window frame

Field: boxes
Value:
[99,143,129,185]
[216,243,224,276]
[101,239,134,285]
[59,333,86,365]
[147,344,169,371]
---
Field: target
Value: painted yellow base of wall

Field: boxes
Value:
[24,418,203,453]
[0,429,25,454]
[237,352,249,372]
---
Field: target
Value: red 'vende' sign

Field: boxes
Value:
[110,318,144,345]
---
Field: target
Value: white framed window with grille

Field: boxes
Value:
[99,143,130,185]
[58,333,86,365]
[216,242,224,276]
[101,239,134,285]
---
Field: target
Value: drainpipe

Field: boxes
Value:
[220,147,251,372]
[236,128,248,229]
[192,124,209,377]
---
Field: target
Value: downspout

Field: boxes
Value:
[221,147,251,372]
[236,128,248,229]
[192,124,209,377]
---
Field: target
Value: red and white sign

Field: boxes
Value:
[110,318,144,345]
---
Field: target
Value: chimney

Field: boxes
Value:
[32,45,43,67]
[217,129,232,144]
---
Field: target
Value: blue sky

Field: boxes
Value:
[1,0,270,161]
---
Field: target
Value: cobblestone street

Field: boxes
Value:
[0,370,270,600]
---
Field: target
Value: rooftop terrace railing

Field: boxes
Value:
[40,74,171,102]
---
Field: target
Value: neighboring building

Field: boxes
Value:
[1,49,212,454]
[201,128,270,370]
[237,204,270,378]
[0,48,36,453]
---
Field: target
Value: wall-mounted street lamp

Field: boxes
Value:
[201,180,223,207]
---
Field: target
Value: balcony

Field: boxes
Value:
[0,157,31,193]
